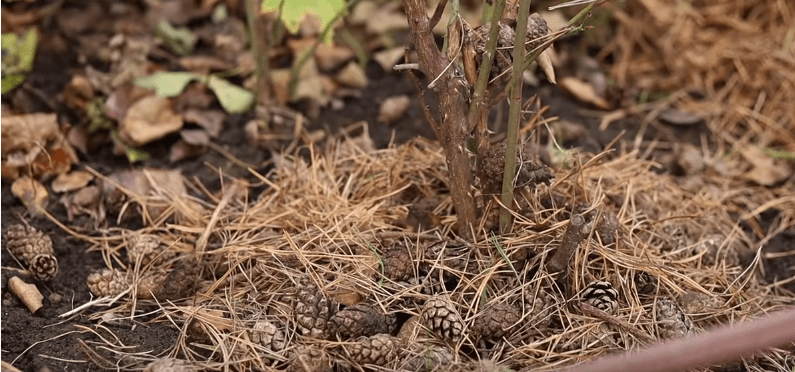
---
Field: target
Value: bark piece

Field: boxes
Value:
[8,276,43,313]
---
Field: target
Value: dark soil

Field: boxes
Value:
[2,3,793,372]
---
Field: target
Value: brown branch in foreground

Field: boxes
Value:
[547,213,589,274]
[558,307,795,372]
[403,0,476,236]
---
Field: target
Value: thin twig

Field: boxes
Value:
[403,48,441,139]
[428,0,449,30]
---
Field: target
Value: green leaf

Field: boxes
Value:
[206,76,254,114]
[262,0,346,43]
[154,21,197,56]
[2,28,38,94]
[135,72,200,97]
[125,147,151,163]
[2,74,26,94]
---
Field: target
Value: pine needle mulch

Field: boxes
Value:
[61,129,794,371]
[600,0,795,187]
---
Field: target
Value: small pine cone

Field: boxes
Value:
[421,295,464,343]
[596,212,620,246]
[401,344,455,371]
[581,281,619,315]
[525,13,550,49]
[634,271,658,295]
[382,246,413,281]
[472,302,522,341]
[695,234,739,267]
[524,288,555,329]
[678,291,722,314]
[409,275,446,296]
[87,269,130,297]
[29,254,58,281]
[128,234,173,266]
[135,271,168,300]
[328,304,396,339]
[423,241,469,274]
[249,319,286,351]
[345,334,402,366]
[6,224,54,265]
[286,346,333,372]
[467,20,515,82]
[157,255,201,299]
[143,358,197,372]
[295,276,338,338]
[656,297,694,339]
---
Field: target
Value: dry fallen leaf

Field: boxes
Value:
[336,62,368,89]
[11,177,49,214]
[559,77,610,110]
[378,95,411,125]
[51,170,94,193]
[120,95,184,146]
[537,49,557,84]
[170,140,206,163]
[182,109,225,137]
[1,113,78,180]
[314,43,355,72]
[373,47,405,72]
[739,146,793,186]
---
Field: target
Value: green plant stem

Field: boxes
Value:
[567,1,597,26]
[499,0,531,233]
[467,0,507,148]
[287,0,360,99]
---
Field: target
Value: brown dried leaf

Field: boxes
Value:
[51,170,94,193]
[178,55,232,74]
[372,47,405,72]
[182,109,224,137]
[335,62,368,89]
[377,95,411,125]
[537,48,556,84]
[121,96,184,146]
[739,146,792,186]
[314,43,355,72]
[559,77,610,110]
[11,177,48,213]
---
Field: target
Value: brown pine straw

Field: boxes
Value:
[557,307,795,372]
[599,0,795,175]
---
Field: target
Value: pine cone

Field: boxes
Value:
[249,319,286,351]
[128,234,174,266]
[382,245,413,281]
[581,280,619,315]
[524,288,555,327]
[472,302,522,341]
[29,254,58,281]
[421,295,464,343]
[656,297,694,339]
[156,255,201,299]
[345,334,402,366]
[695,234,739,267]
[87,269,130,297]
[143,358,197,372]
[525,13,549,49]
[634,271,658,295]
[401,344,455,371]
[596,212,620,246]
[467,20,515,82]
[286,346,333,372]
[328,304,396,339]
[6,224,54,265]
[423,240,469,274]
[294,276,338,338]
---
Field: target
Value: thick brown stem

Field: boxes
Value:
[403,0,477,236]
[548,213,589,274]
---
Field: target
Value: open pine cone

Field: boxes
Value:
[421,295,464,343]
[127,234,175,266]
[345,334,402,366]
[143,358,197,372]
[29,254,59,281]
[294,276,338,338]
[328,303,396,339]
[6,224,53,265]
[382,244,413,281]
[656,297,694,339]
[87,268,130,297]
[580,280,619,315]
[249,319,286,351]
